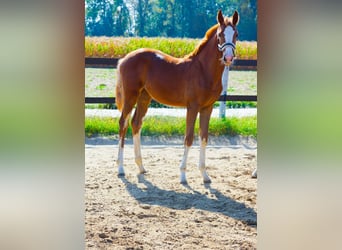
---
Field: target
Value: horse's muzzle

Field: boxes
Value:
[223,55,234,66]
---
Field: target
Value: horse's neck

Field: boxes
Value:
[195,36,225,84]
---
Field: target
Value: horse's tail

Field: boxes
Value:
[115,59,124,111]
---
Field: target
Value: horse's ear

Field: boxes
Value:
[217,10,224,25]
[232,10,239,26]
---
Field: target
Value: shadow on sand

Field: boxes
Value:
[119,175,256,228]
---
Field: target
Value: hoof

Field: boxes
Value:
[180,175,187,184]
[118,166,125,176]
[180,180,188,185]
[139,169,147,174]
[117,172,125,177]
[203,178,212,184]
[180,172,187,184]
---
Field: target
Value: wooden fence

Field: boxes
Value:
[85,57,257,103]
[85,57,257,70]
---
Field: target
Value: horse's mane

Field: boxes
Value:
[185,24,219,59]
[185,16,236,59]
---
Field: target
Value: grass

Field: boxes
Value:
[85,116,257,138]
[85,101,257,110]
[85,68,257,98]
[213,101,257,108]
[85,68,257,109]
[85,68,116,97]
[85,36,257,60]
[96,83,107,90]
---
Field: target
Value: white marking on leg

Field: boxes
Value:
[221,66,229,92]
[117,114,131,176]
[219,66,229,118]
[199,138,211,183]
[179,146,190,184]
[117,139,125,176]
[133,129,146,174]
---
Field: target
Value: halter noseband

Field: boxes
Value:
[218,42,236,56]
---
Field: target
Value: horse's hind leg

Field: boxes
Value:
[131,89,151,174]
[117,92,139,176]
[198,106,213,183]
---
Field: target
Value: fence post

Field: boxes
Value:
[219,66,229,118]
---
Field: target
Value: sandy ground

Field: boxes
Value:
[85,136,257,249]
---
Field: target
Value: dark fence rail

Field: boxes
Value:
[85,57,257,104]
[85,57,257,71]
[85,95,257,104]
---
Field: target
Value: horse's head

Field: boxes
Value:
[216,10,239,66]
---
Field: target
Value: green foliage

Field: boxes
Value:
[85,0,131,36]
[85,37,257,59]
[85,116,257,138]
[85,0,257,41]
[96,83,107,90]
[227,101,256,108]
[207,116,257,137]
[85,104,116,109]
[235,41,258,59]
[140,116,186,136]
[149,102,169,108]
[213,101,257,108]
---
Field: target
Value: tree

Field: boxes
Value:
[85,0,130,36]
[217,0,257,41]
[85,0,257,41]
[113,0,131,36]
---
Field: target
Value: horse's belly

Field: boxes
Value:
[145,82,186,107]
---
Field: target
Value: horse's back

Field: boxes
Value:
[120,48,183,70]
[118,48,191,106]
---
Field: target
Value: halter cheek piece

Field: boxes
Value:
[217,42,236,57]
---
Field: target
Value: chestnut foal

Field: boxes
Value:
[116,10,239,184]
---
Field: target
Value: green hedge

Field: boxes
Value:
[85,36,257,59]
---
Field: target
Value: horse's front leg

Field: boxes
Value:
[199,106,214,183]
[179,107,198,184]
